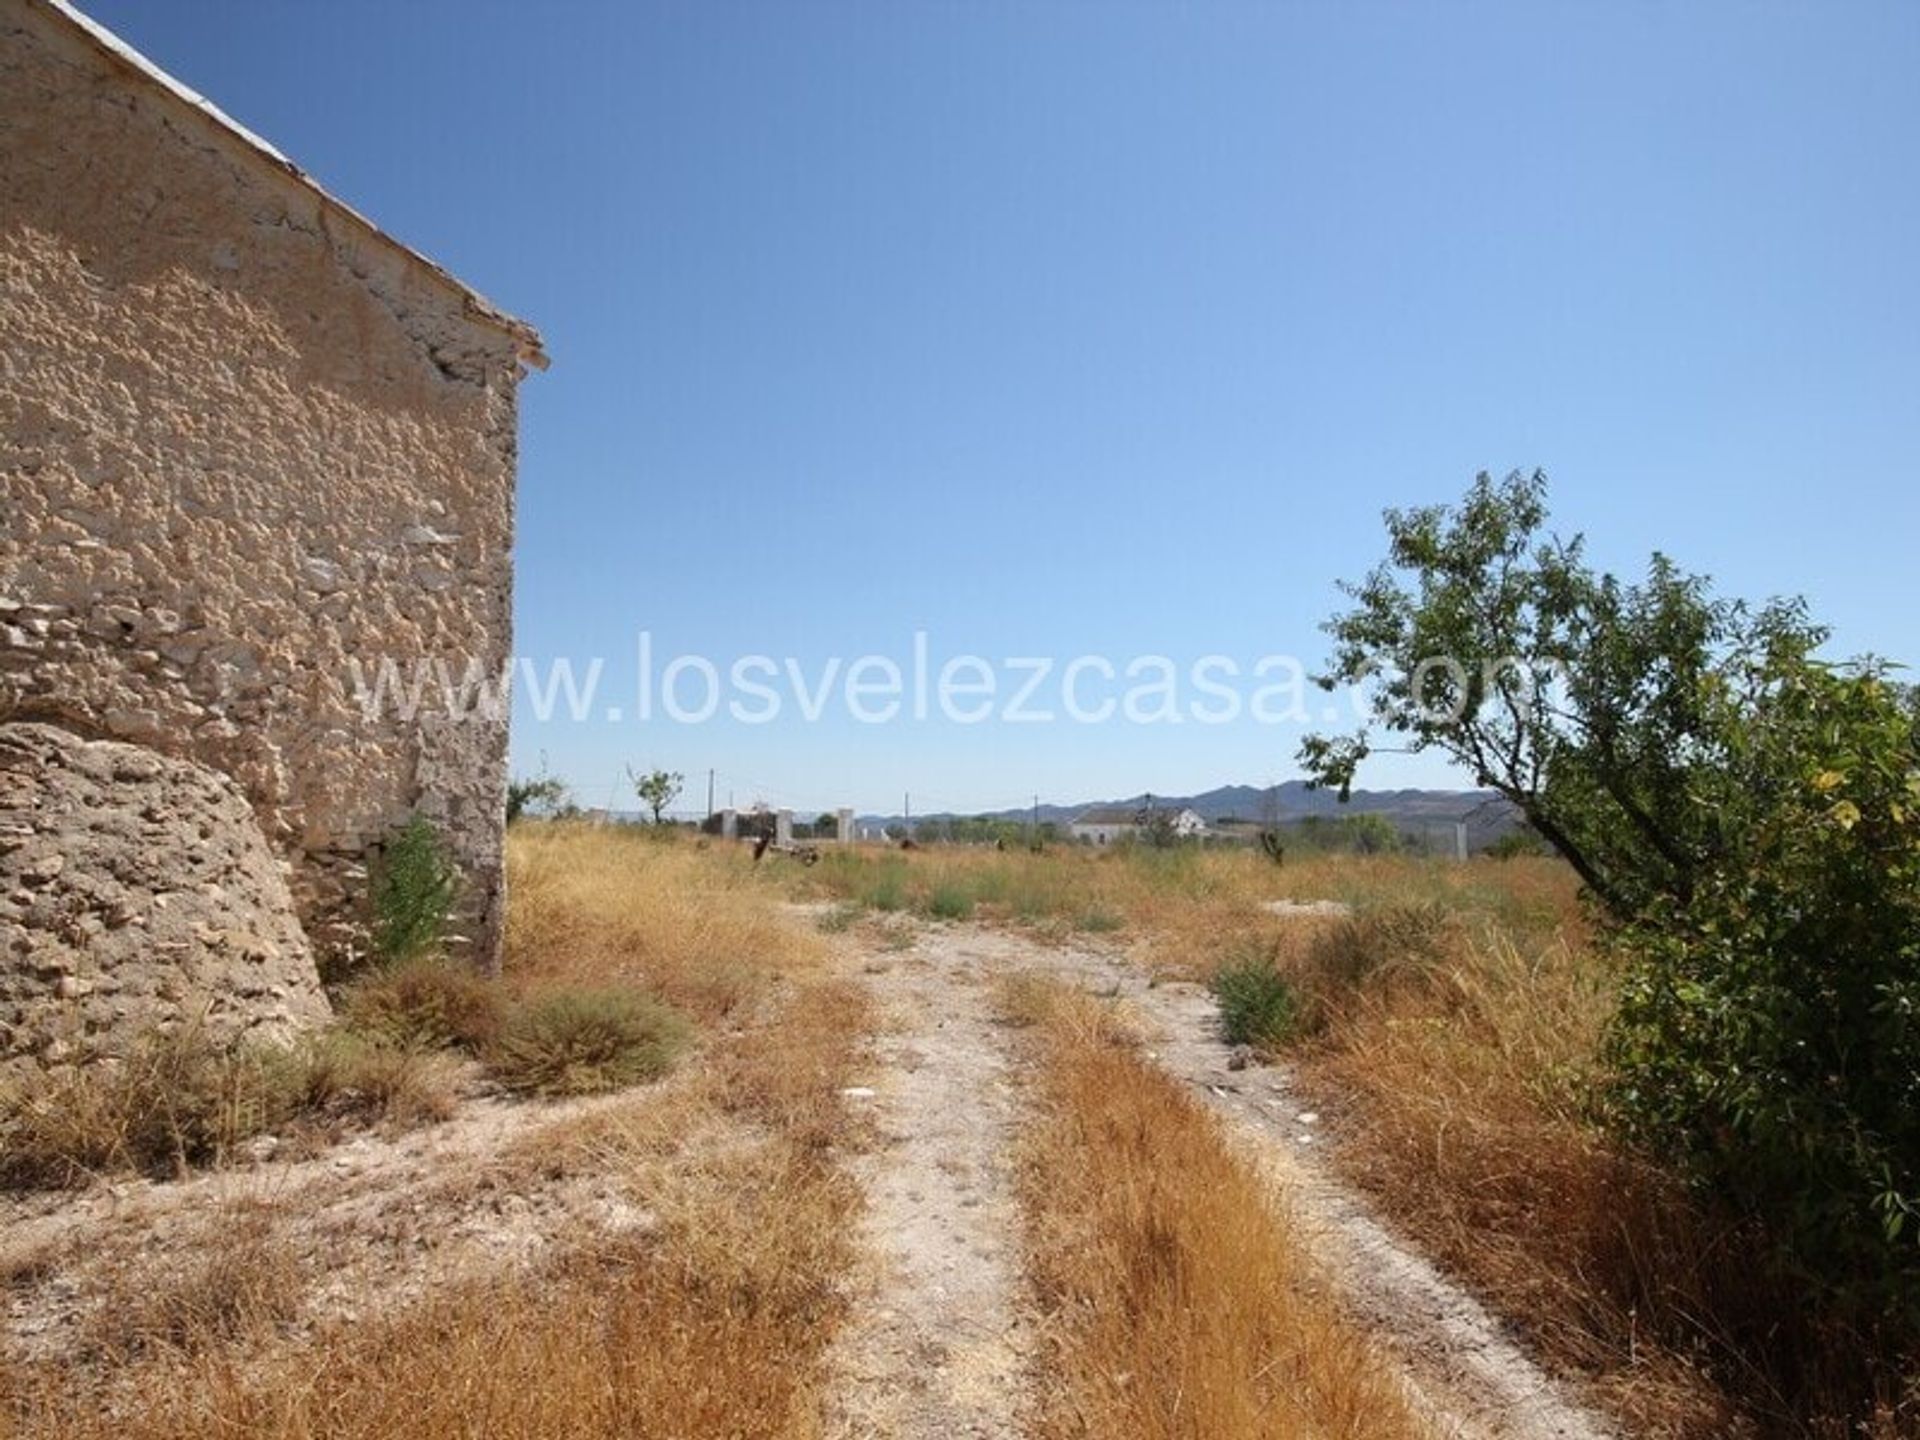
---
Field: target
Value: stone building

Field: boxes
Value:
[0,0,544,972]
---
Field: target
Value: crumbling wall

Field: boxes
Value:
[0,0,526,968]
[0,722,331,1075]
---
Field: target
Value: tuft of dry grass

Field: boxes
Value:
[2,1027,301,1187]
[277,1031,462,1129]
[0,1025,460,1191]
[341,956,506,1053]
[487,985,688,1096]
[1008,977,1435,1440]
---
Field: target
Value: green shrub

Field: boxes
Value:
[863,860,908,913]
[1604,664,1920,1328]
[1074,906,1125,933]
[372,815,461,963]
[488,987,689,1097]
[924,883,974,921]
[1210,954,1301,1052]
[343,957,504,1053]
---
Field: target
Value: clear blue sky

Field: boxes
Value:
[84,1,1920,816]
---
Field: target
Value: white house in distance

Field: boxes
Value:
[1070,804,1208,845]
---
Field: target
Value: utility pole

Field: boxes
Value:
[1032,793,1040,843]
[706,768,715,819]
[904,792,911,838]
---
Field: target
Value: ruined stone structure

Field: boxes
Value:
[0,0,544,974]
[0,723,331,1074]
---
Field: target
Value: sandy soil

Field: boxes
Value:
[821,934,1032,1440]
[1,1068,667,1370]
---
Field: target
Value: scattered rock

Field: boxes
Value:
[244,1135,281,1163]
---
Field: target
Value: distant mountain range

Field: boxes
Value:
[858,781,1519,844]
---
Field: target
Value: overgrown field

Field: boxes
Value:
[7,823,1914,1437]
[796,836,1918,1438]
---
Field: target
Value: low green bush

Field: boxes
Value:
[923,883,974,921]
[1209,954,1301,1052]
[372,815,461,964]
[1604,664,1920,1329]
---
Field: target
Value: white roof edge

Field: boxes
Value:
[36,0,547,370]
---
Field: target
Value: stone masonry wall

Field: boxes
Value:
[0,1,527,968]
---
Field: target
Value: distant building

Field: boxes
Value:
[1070,804,1207,845]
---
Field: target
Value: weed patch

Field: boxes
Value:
[488,987,689,1096]
[1208,952,1300,1050]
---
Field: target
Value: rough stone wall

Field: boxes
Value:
[0,1,527,969]
[0,722,331,1075]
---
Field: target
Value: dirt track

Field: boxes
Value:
[822,919,1615,1440]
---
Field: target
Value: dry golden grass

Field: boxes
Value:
[0,1025,460,1189]
[1276,881,1909,1437]
[890,842,1910,1435]
[2,825,862,1440]
[78,1205,302,1364]
[508,822,824,1020]
[2,980,868,1440]
[1006,976,1435,1440]
[802,840,1576,977]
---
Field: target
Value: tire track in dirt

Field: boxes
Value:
[822,935,1032,1440]
[937,924,1616,1440]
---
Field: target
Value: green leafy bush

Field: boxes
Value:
[1604,661,1920,1324]
[488,987,689,1096]
[1303,470,1920,1337]
[506,774,570,823]
[1210,954,1301,1051]
[372,815,461,963]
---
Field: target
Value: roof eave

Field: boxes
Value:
[36,0,548,371]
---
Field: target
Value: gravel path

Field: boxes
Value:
[821,938,1032,1440]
